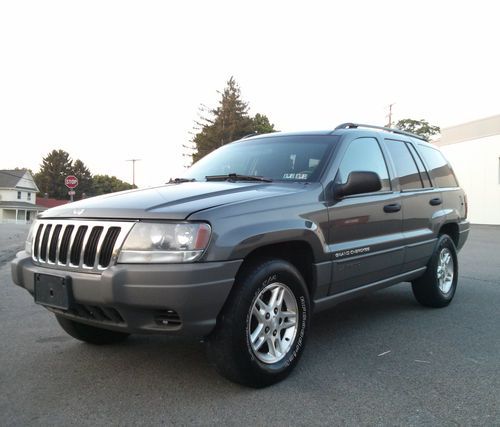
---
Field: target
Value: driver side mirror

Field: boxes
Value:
[334,171,382,199]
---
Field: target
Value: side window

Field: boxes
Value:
[385,139,423,190]
[419,145,458,188]
[17,191,21,199]
[407,144,432,187]
[336,137,391,192]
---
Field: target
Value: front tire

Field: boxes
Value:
[412,234,458,308]
[56,315,130,345]
[208,259,310,388]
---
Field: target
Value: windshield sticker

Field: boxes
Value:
[283,173,308,180]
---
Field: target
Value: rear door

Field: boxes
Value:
[326,136,404,294]
[383,138,442,272]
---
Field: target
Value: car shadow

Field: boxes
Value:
[25,283,428,395]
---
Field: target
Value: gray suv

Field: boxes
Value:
[11,123,469,387]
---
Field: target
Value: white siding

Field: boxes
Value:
[0,189,35,204]
[440,135,500,225]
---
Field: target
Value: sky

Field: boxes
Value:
[1,0,499,188]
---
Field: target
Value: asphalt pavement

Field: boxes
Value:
[0,224,499,426]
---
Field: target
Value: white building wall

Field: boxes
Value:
[440,135,500,225]
[0,188,36,204]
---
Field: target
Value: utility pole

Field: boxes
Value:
[386,103,395,128]
[126,159,141,187]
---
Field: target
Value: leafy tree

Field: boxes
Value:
[395,119,440,141]
[92,174,135,196]
[72,159,93,199]
[35,149,73,199]
[190,77,276,163]
[252,113,275,135]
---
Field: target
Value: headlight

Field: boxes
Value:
[25,220,38,255]
[118,222,211,263]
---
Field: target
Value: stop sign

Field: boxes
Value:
[65,175,79,189]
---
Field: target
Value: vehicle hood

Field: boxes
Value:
[40,181,313,220]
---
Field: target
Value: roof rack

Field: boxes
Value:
[241,131,259,139]
[334,123,428,141]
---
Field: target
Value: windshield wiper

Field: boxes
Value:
[168,177,196,184]
[205,173,273,183]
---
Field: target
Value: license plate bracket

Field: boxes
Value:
[34,273,73,310]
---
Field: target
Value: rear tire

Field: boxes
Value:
[56,315,130,345]
[207,258,310,388]
[412,234,458,308]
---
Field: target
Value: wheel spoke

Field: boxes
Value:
[252,305,265,322]
[280,312,297,330]
[276,287,285,309]
[268,286,280,308]
[253,335,266,352]
[267,337,276,357]
[256,297,270,312]
[273,336,283,357]
[250,323,264,344]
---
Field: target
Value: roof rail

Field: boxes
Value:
[241,131,259,139]
[334,122,428,141]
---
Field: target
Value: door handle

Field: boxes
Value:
[429,197,442,206]
[383,203,401,213]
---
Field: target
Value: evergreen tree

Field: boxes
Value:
[35,149,73,199]
[190,77,276,163]
[72,159,93,199]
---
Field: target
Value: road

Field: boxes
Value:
[0,224,499,426]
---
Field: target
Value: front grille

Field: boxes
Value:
[32,220,135,273]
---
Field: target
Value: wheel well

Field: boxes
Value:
[238,241,315,295]
[439,223,459,247]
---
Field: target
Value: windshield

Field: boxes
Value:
[184,135,337,182]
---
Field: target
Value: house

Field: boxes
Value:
[434,114,500,225]
[0,170,46,223]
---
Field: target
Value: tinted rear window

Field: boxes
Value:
[385,139,423,190]
[419,145,458,188]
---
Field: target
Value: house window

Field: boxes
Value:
[27,192,31,201]
[17,191,21,199]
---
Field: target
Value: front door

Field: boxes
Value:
[327,137,404,294]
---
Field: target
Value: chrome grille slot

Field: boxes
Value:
[40,224,52,261]
[99,227,121,268]
[70,226,88,266]
[31,220,135,273]
[48,224,62,263]
[58,225,74,264]
[83,226,103,267]
[33,223,44,259]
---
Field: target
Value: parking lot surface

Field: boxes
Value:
[0,224,499,426]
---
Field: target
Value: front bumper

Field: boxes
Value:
[11,251,242,337]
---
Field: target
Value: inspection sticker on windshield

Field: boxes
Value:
[283,173,308,180]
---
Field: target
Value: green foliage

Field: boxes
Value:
[190,77,276,163]
[252,113,275,135]
[35,149,73,199]
[395,119,440,141]
[34,150,134,199]
[92,174,135,196]
[72,159,93,199]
